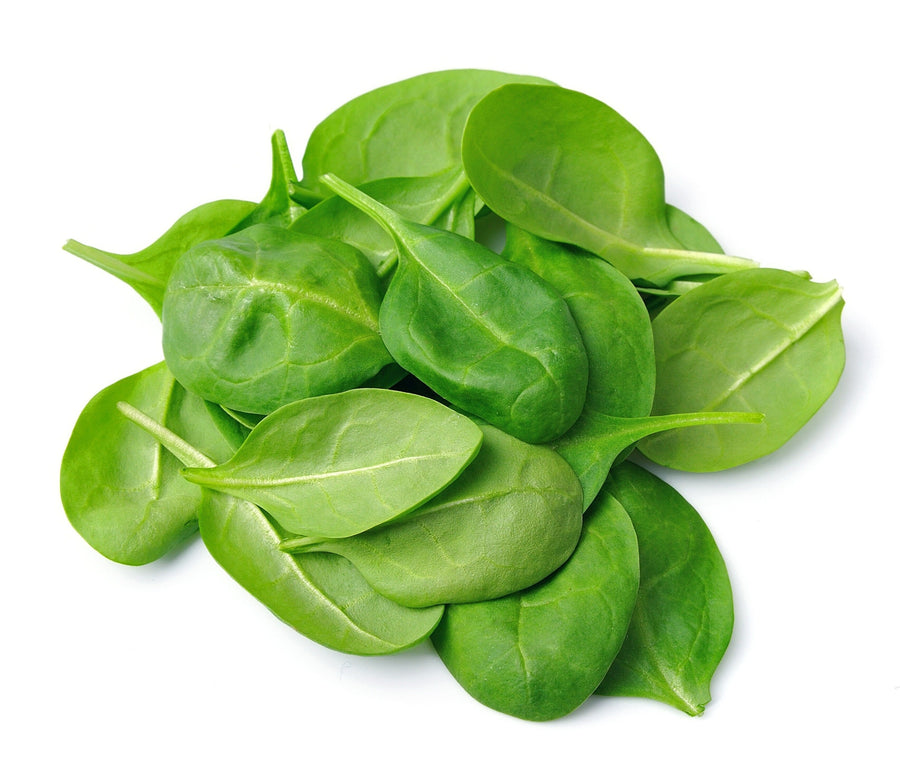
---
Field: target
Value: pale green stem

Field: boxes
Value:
[116,401,215,469]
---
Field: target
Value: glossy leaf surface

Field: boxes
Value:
[502,226,655,506]
[431,488,639,721]
[63,199,255,317]
[462,84,756,286]
[300,69,551,196]
[321,174,589,444]
[294,168,478,277]
[284,424,583,608]
[200,491,444,656]
[115,401,444,655]
[60,363,241,565]
[162,224,392,414]
[638,268,846,471]
[183,388,484,538]
[596,462,733,715]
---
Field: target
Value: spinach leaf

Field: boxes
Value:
[462,84,757,286]
[232,130,307,230]
[281,423,584,608]
[293,168,478,277]
[182,388,484,539]
[63,199,255,317]
[299,69,552,197]
[161,223,392,415]
[320,174,590,444]
[431,486,640,721]
[638,268,846,471]
[596,462,733,715]
[501,226,655,506]
[117,401,444,655]
[60,363,243,565]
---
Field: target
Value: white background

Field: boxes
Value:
[3,1,897,773]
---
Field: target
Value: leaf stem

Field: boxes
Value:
[63,239,166,289]
[116,401,215,468]
[278,535,327,552]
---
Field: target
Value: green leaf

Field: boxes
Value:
[299,69,552,196]
[431,487,640,721]
[161,224,392,415]
[63,199,255,317]
[182,388,484,539]
[502,226,655,506]
[596,462,733,715]
[232,130,307,230]
[320,174,590,444]
[281,423,583,608]
[293,168,478,277]
[638,268,846,471]
[60,363,242,565]
[116,401,443,655]
[462,84,756,286]
[199,491,444,656]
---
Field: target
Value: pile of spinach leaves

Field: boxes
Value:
[60,69,845,722]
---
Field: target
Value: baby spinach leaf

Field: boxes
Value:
[299,69,552,197]
[431,487,640,721]
[161,223,392,415]
[60,363,242,565]
[200,492,444,655]
[293,168,478,277]
[501,226,655,506]
[117,401,444,655]
[462,84,757,286]
[596,462,733,715]
[320,174,590,444]
[63,199,255,317]
[638,268,846,471]
[281,424,584,608]
[182,388,484,539]
[232,130,307,230]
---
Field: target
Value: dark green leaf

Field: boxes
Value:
[431,487,639,721]
[161,224,392,414]
[597,462,733,715]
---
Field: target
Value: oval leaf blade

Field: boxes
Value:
[596,462,734,715]
[183,388,484,538]
[638,268,846,471]
[431,487,639,721]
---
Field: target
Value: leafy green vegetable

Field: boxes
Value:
[321,173,590,444]
[161,223,392,414]
[63,199,255,317]
[293,168,478,277]
[117,401,444,655]
[233,130,307,230]
[60,363,242,565]
[462,84,757,286]
[638,268,846,471]
[431,487,640,721]
[182,388,484,539]
[60,70,847,722]
[299,69,552,197]
[597,462,734,715]
[280,423,583,607]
